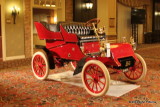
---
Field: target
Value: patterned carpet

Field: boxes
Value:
[0,44,160,107]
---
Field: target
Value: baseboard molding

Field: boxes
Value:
[5,55,25,61]
[0,57,31,69]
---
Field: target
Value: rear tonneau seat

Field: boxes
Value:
[35,21,106,43]
[34,22,63,40]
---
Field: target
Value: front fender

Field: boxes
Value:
[110,43,138,66]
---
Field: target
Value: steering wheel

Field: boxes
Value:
[86,18,100,27]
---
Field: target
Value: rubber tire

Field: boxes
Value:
[31,50,49,80]
[82,60,110,96]
[124,53,147,83]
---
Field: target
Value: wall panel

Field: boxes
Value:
[5,0,25,57]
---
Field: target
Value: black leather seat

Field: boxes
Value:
[40,21,59,32]
[59,22,106,43]
[40,21,106,43]
[59,22,93,36]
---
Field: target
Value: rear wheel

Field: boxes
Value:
[31,50,49,80]
[124,53,147,82]
[82,60,110,96]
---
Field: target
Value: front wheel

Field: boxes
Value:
[31,50,49,80]
[82,60,110,96]
[124,53,147,82]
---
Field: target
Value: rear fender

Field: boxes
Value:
[42,47,55,69]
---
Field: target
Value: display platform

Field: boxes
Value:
[48,71,140,97]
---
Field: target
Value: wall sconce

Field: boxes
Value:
[11,6,20,24]
[85,0,93,10]
[155,11,160,16]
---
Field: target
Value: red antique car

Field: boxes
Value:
[32,18,147,96]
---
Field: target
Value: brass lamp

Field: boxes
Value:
[11,6,20,24]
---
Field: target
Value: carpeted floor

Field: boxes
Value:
[0,43,160,107]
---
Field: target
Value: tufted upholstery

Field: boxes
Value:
[60,22,94,36]
[39,21,106,42]
[59,22,106,42]
[40,21,58,32]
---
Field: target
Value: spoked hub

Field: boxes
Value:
[31,51,49,80]
[125,61,143,80]
[82,60,110,96]
[84,64,106,93]
[33,55,46,77]
[93,74,99,83]
[124,53,147,82]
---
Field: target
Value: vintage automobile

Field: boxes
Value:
[32,18,147,96]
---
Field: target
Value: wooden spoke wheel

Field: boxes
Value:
[82,60,110,96]
[124,53,147,82]
[31,50,49,80]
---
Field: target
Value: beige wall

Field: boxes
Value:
[117,3,144,43]
[108,0,117,35]
[5,0,24,57]
[117,3,132,42]
[117,1,152,43]
[97,0,108,32]
[98,0,117,36]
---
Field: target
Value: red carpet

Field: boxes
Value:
[0,44,160,106]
